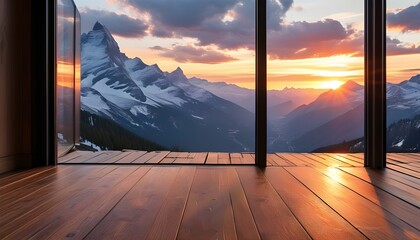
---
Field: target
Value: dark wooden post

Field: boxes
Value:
[365,0,387,169]
[255,0,267,168]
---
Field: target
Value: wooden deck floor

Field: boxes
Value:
[1,153,419,239]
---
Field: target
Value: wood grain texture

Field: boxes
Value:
[236,167,310,240]
[286,167,420,239]
[265,167,366,239]
[146,167,196,240]
[1,153,419,239]
[85,167,179,240]
[177,167,237,240]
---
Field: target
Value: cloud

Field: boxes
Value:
[268,19,363,59]
[399,68,420,72]
[119,0,292,50]
[150,45,238,64]
[387,37,420,55]
[387,3,420,32]
[80,9,148,38]
[122,0,238,27]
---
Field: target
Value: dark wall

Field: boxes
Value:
[0,0,32,173]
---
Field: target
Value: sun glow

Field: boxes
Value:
[320,80,344,90]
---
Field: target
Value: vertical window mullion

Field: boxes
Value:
[365,0,386,168]
[255,0,267,168]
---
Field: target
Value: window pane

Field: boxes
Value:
[57,0,75,156]
[75,0,255,153]
[267,0,365,154]
[386,1,420,153]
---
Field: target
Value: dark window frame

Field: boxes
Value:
[32,0,387,168]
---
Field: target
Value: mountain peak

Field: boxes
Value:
[174,67,183,74]
[339,80,363,91]
[408,74,420,84]
[93,21,105,31]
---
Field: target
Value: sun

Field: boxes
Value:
[320,80,344,90]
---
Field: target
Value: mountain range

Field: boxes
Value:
[80,22,420,152]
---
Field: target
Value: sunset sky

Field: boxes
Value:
[74,0,420,90]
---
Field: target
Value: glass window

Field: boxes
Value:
[75,0,255,153]
[267,0,365,154]
[57,0,76,156]
[386,1,420,153]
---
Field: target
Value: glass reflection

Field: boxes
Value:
[57,0,76,156]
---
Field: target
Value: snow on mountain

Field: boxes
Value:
[387,74,420,124]
[269,76,420,152]
[81,22,254,151]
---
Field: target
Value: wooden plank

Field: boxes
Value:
[340,167,420,207]
[307,153,350,167]
[178,167,237,240]
[236,168,310,239]
[57,151,82,163]
[4,166,141,239]
[242,153,255,164]
[387,164,420,178]
[0,166,116,238]
[145,167,196,240]
[0,167,55,191]
[347,153,365,163]
[172,152,191,164]
[267,153,293,166]
[166,152,180,158]
[378,168,420,190]
[300,153,331,167]
[313,154,353,167]
[265,168,366,239]
[230,153,243,164]
[0,166,111,231]
[205,152,218,164]
[404,153,420,160]
[229,168,260,240]
[145,151,170,164]
[65,151,104,164]
[286,167,420,239]
[289,153,327,167]
[389,160,420,173]
[115,151,147,164]
[333,153,365,165]
[85,167,180,239]
[102,151,132,164]
[0,167,66,196]
[276,153,310,167]
[408,162,420,168]
[218,153,230,164]
[189,152,207,164]
[387,154,418,163]
[266,154,277,166]
[159,156,176,164]
[316,166,420,230]
[323,153,364,167]
[0,166,75,206]
[178,152,190,158]
[83,151,121,163]
[26,167,152,240]
[131,151,159,164]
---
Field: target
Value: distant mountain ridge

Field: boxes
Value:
[80,22,420,152]
[81,22,254,151]
[268,76,420,152]
[190,77,326,113]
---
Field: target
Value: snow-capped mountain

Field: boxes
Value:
[269,77,420,152]
[80,22,420,153]
[387,74,420,125]
[81,22,254,151]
